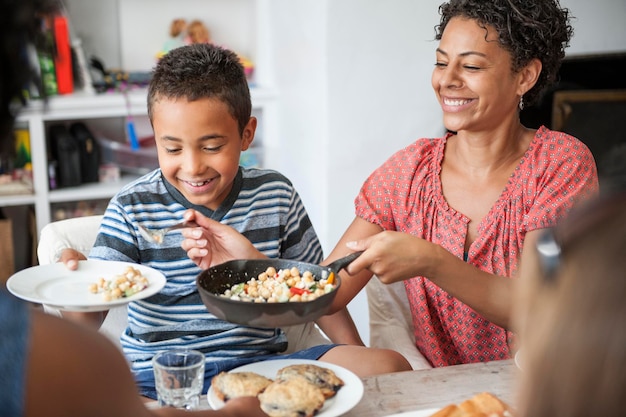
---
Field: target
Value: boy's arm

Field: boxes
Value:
[316,308,365,346]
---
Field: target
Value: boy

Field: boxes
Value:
[67,43,410,399]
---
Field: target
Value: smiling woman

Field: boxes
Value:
[309,0,600,369]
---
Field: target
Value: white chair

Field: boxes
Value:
[36,215,329,352]
[366,278,433,369]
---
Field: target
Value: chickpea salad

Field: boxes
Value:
[89,266,150,301]
[220,266,337,303]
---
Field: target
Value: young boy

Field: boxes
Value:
[69,43,409,399]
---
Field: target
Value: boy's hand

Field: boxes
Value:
[58,248,87,270]
[181,209,265,270]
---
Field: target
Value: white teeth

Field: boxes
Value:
[443,98,471,106]
[189,181,208,186]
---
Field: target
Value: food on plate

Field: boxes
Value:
[211,363,345,415]
[211,371,274,401]
[258,376,326,417]
[429,392,514,417]
[219,266,336,303]
[88,266,149,301]
[276,363,345,398]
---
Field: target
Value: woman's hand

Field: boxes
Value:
[181,209,265,269]
[345,230,440,283]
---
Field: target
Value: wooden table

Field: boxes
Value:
[342,359,519,417]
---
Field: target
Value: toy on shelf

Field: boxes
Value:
[186,19,211,44]
[157,19,188,59]
[157,18,254,80]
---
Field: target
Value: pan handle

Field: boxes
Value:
[326,251,363,272]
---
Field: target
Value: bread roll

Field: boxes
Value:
[211,371,273,401]
[429,392,514,417]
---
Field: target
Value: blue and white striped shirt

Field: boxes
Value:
[90,167,323,378]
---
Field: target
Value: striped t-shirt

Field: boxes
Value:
[90,167,323,380]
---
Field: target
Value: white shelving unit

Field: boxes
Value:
[1,0,278,239]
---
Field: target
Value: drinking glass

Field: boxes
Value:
[153,349,205,409]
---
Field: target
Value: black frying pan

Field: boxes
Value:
[196,252,362,327]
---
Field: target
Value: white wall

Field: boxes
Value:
[560,0,626,55]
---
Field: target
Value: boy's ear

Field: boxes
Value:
[241,116,257,151]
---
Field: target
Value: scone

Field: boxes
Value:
[258,376,326,417]
[211,371,273,401]
[275,363,345,398]
[429,392,514,417]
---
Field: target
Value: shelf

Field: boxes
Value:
[48,176,139,203]
[0,193,36,207]
[17,86,278,122]
[18,89,148,121]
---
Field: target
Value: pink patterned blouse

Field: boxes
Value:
[355,126,599,366]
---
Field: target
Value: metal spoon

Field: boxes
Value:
[137,220,198,244]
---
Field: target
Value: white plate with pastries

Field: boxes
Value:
[207,358,364,417]
[6,260,166,312]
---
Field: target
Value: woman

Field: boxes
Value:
[184,0,598,368]
[330,0,599,367]
[515,193,626,417]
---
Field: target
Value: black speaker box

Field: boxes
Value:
[70,122,100,183]
[48,124,81,188]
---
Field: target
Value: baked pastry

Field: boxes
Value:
[275,363,345,398]
[211,371,273,401]
[258,376,326,417]
[429,392,514,417]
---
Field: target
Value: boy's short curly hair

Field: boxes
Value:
[435,0,574,106]
[147,43,251,135]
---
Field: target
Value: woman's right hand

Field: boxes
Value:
[181,209,265,269]
[345,230,440,284]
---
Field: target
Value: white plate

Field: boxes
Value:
[207,359,364,417]
[7,260,166,312]
[384,409,439,417]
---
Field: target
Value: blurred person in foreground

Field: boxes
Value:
[515,192,626,417]
[0,0,266,415]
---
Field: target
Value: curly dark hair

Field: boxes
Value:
[147,43,251,135]
[434,0,574,106]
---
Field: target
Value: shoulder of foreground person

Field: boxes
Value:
[24,310,158,417]
[25,311,269,417]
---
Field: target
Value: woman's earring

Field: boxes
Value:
[519,96,525,110]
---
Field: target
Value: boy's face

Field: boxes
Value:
[152,96,255,210]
